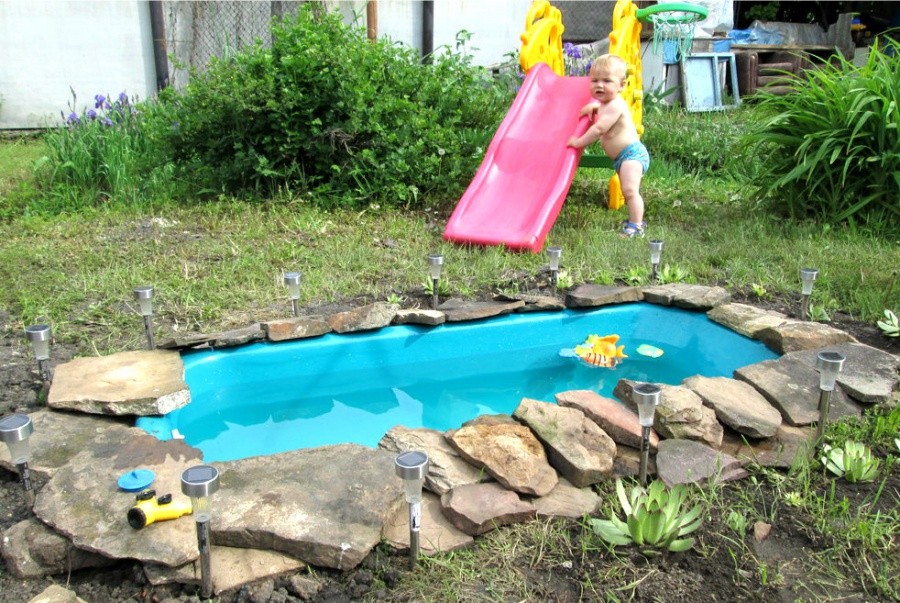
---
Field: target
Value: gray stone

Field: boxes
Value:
[556,389,659,450]
[286,574,324,600]
[613,445,654,477]
[262,316,332,342]
[564,284,642,308]
[532,477,600,518]
[0,518,115,578]
[494,293,566,312]
[614,381,722,448]
[392,309,446,326]
[438,298,525,322]
[27,585,88,603]
[382,491,473,554]
[212,323,265,347]
[32,431,205,567]
[735,357,860,426]
[707,303,789,338]
[683,376,783,439]
[783,342,899,405]
[214,444,403,571]
[143,545,305,595]
[641,284,731,309]
[328,302,399,333]
[47,350,190,416]
[378,426,485,495]
[0,409,128,479]
[757,321,856,354]
[719,424,813,470]
[655,439,746,487]
[156,332,217,350]
[513,398,616,487]
[446,422,557,496]
[440,482,535,536]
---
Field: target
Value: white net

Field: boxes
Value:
[647,10,704,60]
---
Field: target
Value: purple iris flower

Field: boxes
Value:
[94,94,107,109]
[102,117,114,127]
[87,109,97,120]
[65,111,80,125]
[118,92,129,105]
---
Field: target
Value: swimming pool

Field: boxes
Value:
[137,304,777,461]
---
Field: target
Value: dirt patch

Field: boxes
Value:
[0,294,896,603]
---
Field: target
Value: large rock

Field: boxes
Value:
[614,381,722,448]
[0,409,129,479]
[378,426,485,495]
[446,422,557,496]
[32,430,205,567]
[27,585,87,603]
[757,321,856,354]
[261,316,332,342]
[143,545,305,595]
[440,482,535,536]
[683,376,782,439]
[47,350,190,416]
[214,444,403,571]
[735,356,860,426]
[493,293,566,312]
[556,389,659,450]
[513,398,616,487]
[438,298,525,322]
[382,491,473,554]
[655,439,746,487]
[564,284,642,308]
[707,303,789,338]
[641,284,731,310]
[0,518,115,578]
[328,302,399,333]
[783,343,899,405]
[392,309,446,326]
[532,477,600,518]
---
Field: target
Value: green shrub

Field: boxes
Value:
[149,6,511,206]
[741,39,900,233]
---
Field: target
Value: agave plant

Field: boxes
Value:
[876,309,899,338]
[821,441,881,483]
[589,479,703,557]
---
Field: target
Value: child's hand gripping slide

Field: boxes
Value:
[127,489,193,529]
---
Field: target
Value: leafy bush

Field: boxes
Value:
[741,39,900,232]
[148,6,511,206]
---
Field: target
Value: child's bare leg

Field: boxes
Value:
[618,160,644,225]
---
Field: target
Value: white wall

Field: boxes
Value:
[0,0,157,129]
[331,0,533,67]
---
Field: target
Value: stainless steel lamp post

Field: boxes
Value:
[0,413,35,507]
[181,465,220,599]
[133,286,155,350]
[649,240,664,283]
[426,254,443,310]
[395,451,429,569]
[814,351,846,445]
[800,268,818,321]
[633,383,661,486]
[547,246,562,288]
[24,324,52,382]
[284,271,302,317]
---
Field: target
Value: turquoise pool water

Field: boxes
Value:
[137,304,777,461]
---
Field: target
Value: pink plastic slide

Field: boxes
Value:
[443,62,592,253]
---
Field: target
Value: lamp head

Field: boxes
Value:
[800,268,818,296]
[24,324,52,361]
[648,240,664,264]
[395,450,429,504]
[284,272,302,300]
[0,413,34,464]
[133,286,155,316]
[427,254,444,281]
[815,350,846,391]
[181,464,220,521]
[632,383,662,427]
[547,246,562,271]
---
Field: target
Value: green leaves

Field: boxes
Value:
[589,479,703,557]
[821,441,881,483]
[876,309,899,338]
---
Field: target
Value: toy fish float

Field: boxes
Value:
[559,334,627,368]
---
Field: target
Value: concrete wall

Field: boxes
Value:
[0,0,157,129]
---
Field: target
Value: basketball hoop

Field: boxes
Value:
[636,3,709,60]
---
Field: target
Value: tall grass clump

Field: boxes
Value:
[147,5,512,206]
[741,38,900,233]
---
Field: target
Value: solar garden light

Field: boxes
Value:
[133,286,155,350]
[814,351,846,445]
[648,240,664,283]
[632,383,661,486]
[426,254,444,310]
[284,271,302,317]
[24,324,52,382]
[181,464,220,599]
[0,413,35,508]
[394,450,429,570]
[547,246,562,288]
[799,268,818,321]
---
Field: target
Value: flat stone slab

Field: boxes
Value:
[32,430,205,568]
[683,375,783,439]
[0,517,115,578]
[640,284,731,310]
[707,303,790,338]
[783,342,899,405]
[213,444,403,571]
[565,284,642,308]
[556,389,659,450]
[494,293,566,312]
[532,477,600,518]
[614,380,723,448]
[382,491,474,554]
[378,426,485,495]
[438,298,525,322]
[328,302,399,333]
[440,482,535,536]
[261,315,332,341]
[757,321,856,354]
[391,309,446,326]
[735,356,860,426]
[47,350,190,416]
[143,545,305,595]
[656,439,746,487]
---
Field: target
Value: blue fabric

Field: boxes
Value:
[613,141,650,174]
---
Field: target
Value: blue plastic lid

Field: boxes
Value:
[117,469,155,492]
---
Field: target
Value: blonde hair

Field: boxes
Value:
[589,54,627,81]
